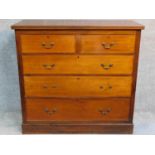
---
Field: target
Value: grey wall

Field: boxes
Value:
[135,20,155,113]
[0,20,20,112]
[0,19,154,134]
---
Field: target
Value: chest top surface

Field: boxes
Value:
[11,20,144,30]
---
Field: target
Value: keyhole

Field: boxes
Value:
[46,35,50,39]
[100,86,104,89]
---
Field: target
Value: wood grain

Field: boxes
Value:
[15,30,137,35]
[22,123,133,134]
[20,34,76,53]
[25,98,130,122]
[24,76,132,97]
[11,20,144,30]
[81,35,136,53]
[22,55,134,75]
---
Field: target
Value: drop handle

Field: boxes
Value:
[101,42,115,49]
[42,64,55,69]
[100,64,113,70]
[99,85,113,90]
[44,108,57,115]
[98,108,112,116]
[41,42,55,49]
[42,85,57,89]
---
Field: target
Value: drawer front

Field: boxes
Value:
[81,35,136,53]
[22,55,134,75]
[25,98,130,122]
[24,76,132,97]
[20,35,76,53]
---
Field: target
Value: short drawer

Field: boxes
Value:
[24,76,132,97]
[81,35,136,53]
[20,35,76,53]
[22,55,134,75]
[25,98,130,122]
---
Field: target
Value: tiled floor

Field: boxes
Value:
[0,111,154,135]
[134,112,155,134]
[0,112,21,134]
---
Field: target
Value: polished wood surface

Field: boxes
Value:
[24,76,132,97]
[22,55,134,75]
[11,20,144,30]
[16,30,137,35]
[20,35,76,53]
[12,20,144,134]
[81,35,136,53]
[25,98,130,122]
[22,123,133,134]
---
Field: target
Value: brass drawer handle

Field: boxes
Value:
[101,42,115,49]
[43,64,55,69]
[98,108,111,116]
[42,85,57,89]
[42,42,55,49]
[99,85,113,90]
[100,64,113,70]
[44,108,57,115]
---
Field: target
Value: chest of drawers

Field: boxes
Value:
[11,20,144,134]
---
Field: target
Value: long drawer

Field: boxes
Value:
[22,55,134,75]
[24,76,132,97]
[25,98,130,122]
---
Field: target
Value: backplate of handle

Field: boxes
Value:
[100,64,113,70]
[98,108,112,116]
[42,42,55,49]
[44,108,57,115]
[99,85,113,91]
[101,42,115,49]
[42,85,57,89]
[42,64,55,69]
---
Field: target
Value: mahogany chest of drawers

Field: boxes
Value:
[11,20,144,134]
